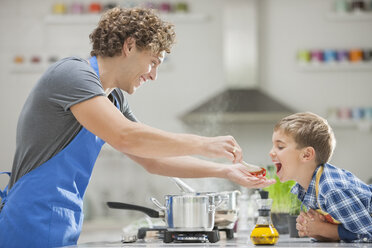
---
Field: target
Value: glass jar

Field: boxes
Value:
[250,192,279,245]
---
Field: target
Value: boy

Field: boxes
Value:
[269,112,372,242]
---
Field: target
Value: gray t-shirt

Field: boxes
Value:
[9,57,137,189]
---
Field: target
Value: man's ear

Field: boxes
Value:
[301,147,315,162]
[122,37,136,56]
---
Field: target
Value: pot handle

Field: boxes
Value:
[106,201,160,218]
[215,194,229,209]
[150,197,167,211]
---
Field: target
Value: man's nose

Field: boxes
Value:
[148,67,158,81]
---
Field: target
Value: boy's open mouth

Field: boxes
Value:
[275,163,282,173]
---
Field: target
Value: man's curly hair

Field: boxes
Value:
[89,7,176,57]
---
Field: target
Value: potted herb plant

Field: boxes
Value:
[263,165,297,234]
[287,193,302,238]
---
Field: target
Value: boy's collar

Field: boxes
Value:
[292,165,323,209]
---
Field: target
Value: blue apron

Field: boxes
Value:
[0,56,109,247]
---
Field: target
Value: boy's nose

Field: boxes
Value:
[269,148,276,158]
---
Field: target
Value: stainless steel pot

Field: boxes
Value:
[107,193,223,232]
[170,178,240,229]
[214,190,241,229]
[152,193,221,231]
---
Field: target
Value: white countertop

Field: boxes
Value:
[69,229,372,248]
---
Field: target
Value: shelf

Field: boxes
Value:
[160,13,209,23]
[44,14,100,25]
[10,64,47,73]
[181,112,293,124]
[329,119,372,131]
[297,62,372,72]
[326,11,372,21]
[44,13,209,25]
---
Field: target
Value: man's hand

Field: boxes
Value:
[201,136,242,163]
[225,163,276,188]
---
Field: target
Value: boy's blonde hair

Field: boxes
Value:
[274,112,336,165]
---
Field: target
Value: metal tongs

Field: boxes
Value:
[170,177,196,193]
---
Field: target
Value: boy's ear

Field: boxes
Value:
[122,37,136,56]
[301,147,315,162]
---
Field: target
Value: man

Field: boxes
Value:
[0,7,275,247]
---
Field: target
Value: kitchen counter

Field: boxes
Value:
[70,229,372,248]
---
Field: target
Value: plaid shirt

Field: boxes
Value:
[291,163,372,243]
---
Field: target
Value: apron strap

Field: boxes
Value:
[315,166,324,210]
[0,172,11,199]
[89,56,120,109]
[89,56,99,78]
[315,166,341,224]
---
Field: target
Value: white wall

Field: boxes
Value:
[0,0,50,186]
[224,0,258,88]
[258,0,372,182]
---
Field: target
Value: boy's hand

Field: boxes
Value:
[296,209,326,238]
[296,209,339,241]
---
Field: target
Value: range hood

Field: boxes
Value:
[180,88,293,124]
[180,0,293,124]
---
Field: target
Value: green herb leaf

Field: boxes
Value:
[263,165,301,214]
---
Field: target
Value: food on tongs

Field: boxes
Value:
[241,161,267,177]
